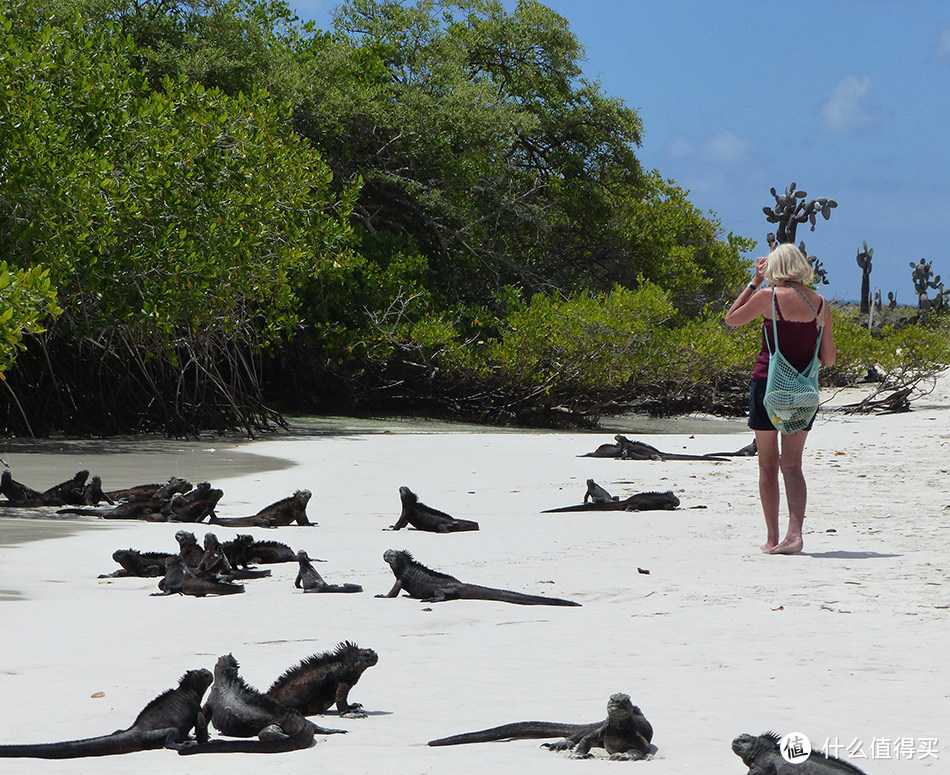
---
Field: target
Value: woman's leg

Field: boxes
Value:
[754,429,781,551]
[768,429,809,554]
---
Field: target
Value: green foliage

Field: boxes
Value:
[823,306,950,387]
[0,4,353,351]
[0,263,61,374]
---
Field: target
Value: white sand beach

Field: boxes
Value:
[0,377,948,774]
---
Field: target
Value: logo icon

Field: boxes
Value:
[780,732,812,764]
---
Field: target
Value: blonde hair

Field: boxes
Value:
[764,243,814,286]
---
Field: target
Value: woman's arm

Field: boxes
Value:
[724,255,769,327]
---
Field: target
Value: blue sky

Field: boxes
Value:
[290,0,950,303]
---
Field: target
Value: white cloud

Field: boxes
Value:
[700,130,749,165]
[667,131,748,165]
[667,137,694,159]
[819,75,881,135]
[936,25,950,63]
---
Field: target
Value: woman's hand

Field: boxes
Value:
[753,255,768,286]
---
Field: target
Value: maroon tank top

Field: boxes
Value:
[751,291,823,379]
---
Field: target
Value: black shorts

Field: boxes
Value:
[748,378,816,432]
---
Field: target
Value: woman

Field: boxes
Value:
[725,243,836,554]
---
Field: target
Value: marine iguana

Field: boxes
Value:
[38,470,90,506]
[175,654,345,755]
[105,476,191,504]
[0,668,212,758]
[153,556,245,597]
[581,435,728,462]
[387,486,479,532]
[175,530,206,569]
[705,438,758,457]
[378,549,580,607]
[543,490,680,513]
[82,475,115,506]
[59,499,168,521]
[164,483,223,523]
[99,549,176,578]
[295,550,362,593]
[210,489,314,528]
[265,642,378,717]
[731,732,869,774]
[0,470,42,504]
[430,693,653,761]
[59,477,194,520]
[542,694,653,760]
[197,532,270,581]
[4,470,91,507]
[223,534,298,567]
[584,479,619,503]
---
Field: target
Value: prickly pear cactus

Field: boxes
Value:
[762,182,838,245]
[909,258,948,312]
[798,241,828,285]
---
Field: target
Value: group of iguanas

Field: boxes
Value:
[1,436,870,771]
[0,643,379,758]
[0,469,314,526]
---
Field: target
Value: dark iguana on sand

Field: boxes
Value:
[295,550,362,593]
[430,693,653,761]
[175,530,205,568]
[153,556,245,597]
[0,470,42,504]
[705,438,758,458]
[175,654,345,755]
[82,475,115,506]
[387,486,479,532]
[732,732,869,774]
[223,534,297,567]
[2,470,90,507]
[197,532,270,581]
[379,549,580,607]
[265,642,378,718]
[581,435,728,462]
[99,548,176,578]
[543,490,680,513]
[59,477,193,520]
[584,479,618,503]
[210,489,314,528]
[164,482,223,523]
[104,476,192,504]
[0,668,212,759]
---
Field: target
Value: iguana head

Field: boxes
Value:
[175,529,198,545]
[606,693,634,719]
[336,641,379,669]
[383,549,412,569]
[181,668,214,695]
[214,653,240,680]
[398,486,417,504]
[731,732,780,766]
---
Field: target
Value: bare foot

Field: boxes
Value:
[760,542,778,553]
[767,537,803,555]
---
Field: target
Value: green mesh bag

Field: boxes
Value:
[763,288,824,434]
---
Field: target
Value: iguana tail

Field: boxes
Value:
[429,721,597,746]
[177,724,316,755]
[542,503,623,513]
[0,729,171,759]
[456,584,580,607]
